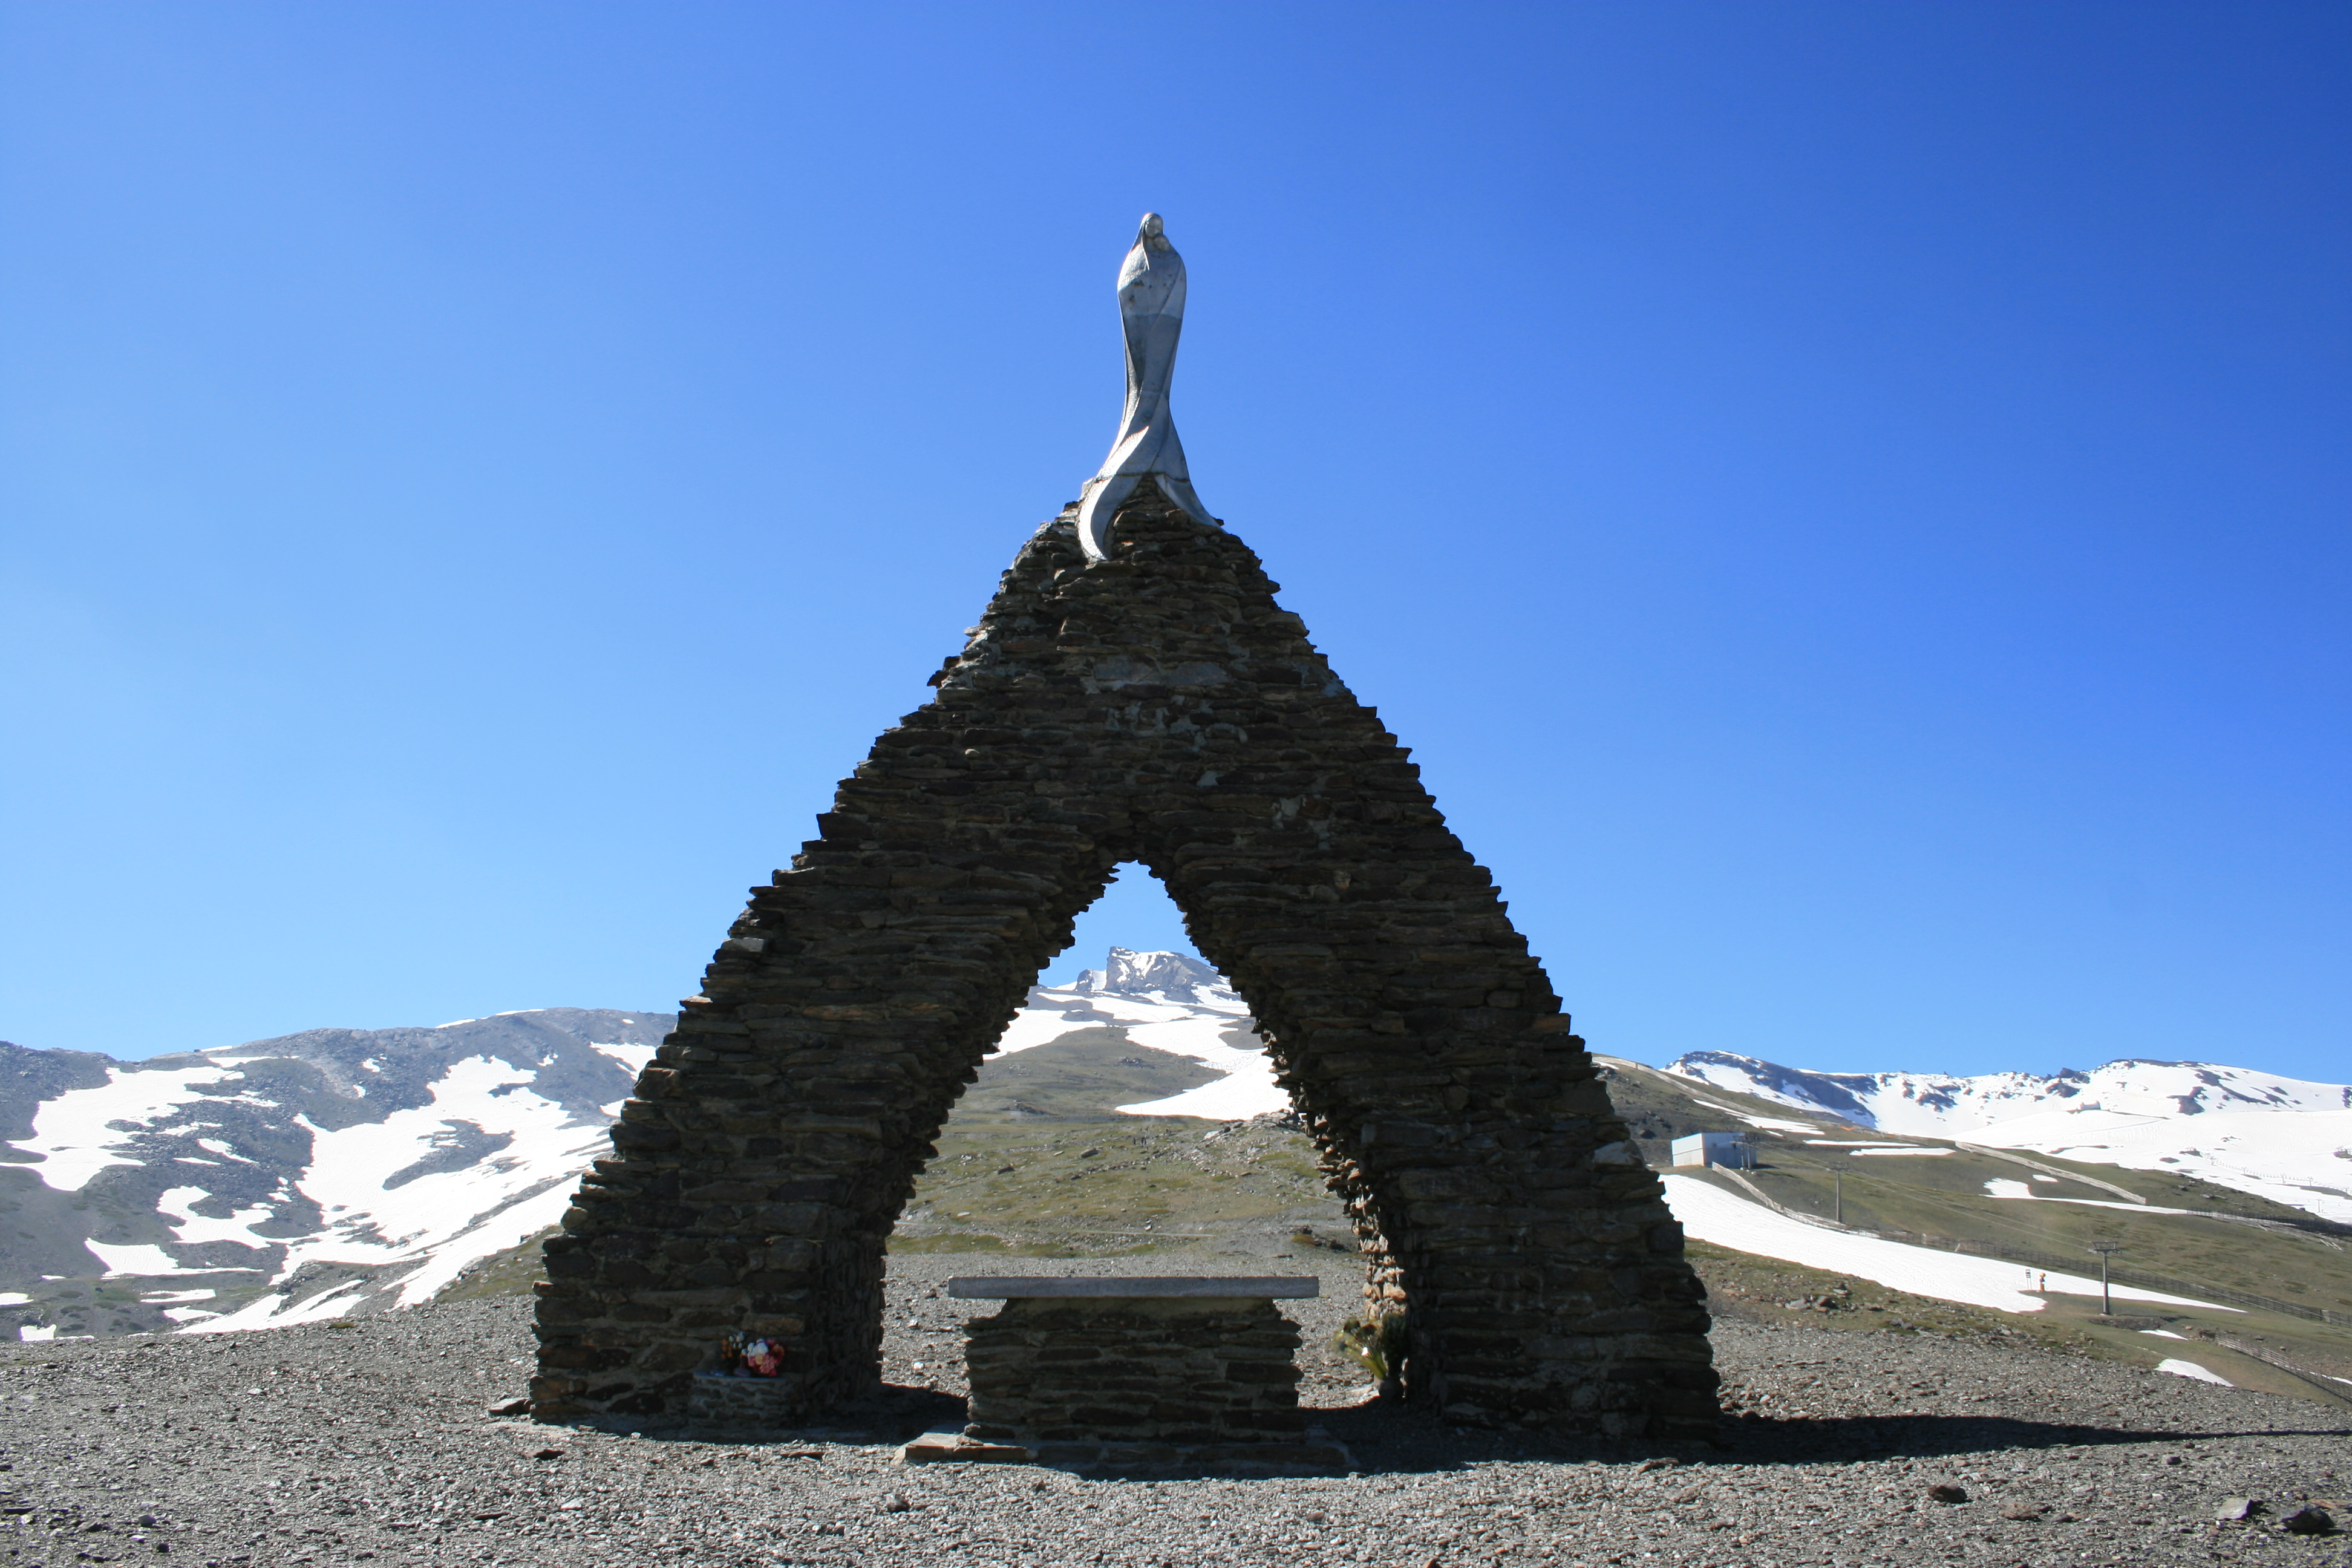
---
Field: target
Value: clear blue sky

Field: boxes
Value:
[2,4,2344,1082]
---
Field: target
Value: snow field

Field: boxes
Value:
[1659,1174,2238,1316]
[4,1045,626,1332]
[1674,1056,2352,1223]
[994,982,1289,1120]
[18,1063,238,1192]
[274,1054,613,1310]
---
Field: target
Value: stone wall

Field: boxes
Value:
[533,481,1719,1437]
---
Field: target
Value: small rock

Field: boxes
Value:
[1302,1510,1327,1524]
[1926,1483,1968,1504]
[2000,1503,2047,1521]
[881,1494,911,1514]
[696,1457,718,1468]
[2279,1506,2335,1535]
[2216,1498,2259,1523]
[532,1448,563,1462]
[897,1432,1028,1465]
[488,1397,531,1417]
[815,1521,845,1535]
[1638,1457,1676,1473]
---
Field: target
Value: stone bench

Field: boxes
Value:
[911,1275,1348,1475]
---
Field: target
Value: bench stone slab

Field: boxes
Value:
[946,1275,1318,1299]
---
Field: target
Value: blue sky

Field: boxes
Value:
[2,4,2344,1082]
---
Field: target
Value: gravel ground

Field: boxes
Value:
[3,1255,2348,1568]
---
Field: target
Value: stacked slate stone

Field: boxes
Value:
[535,481,1719,1437]
[964,1297,1342,1475]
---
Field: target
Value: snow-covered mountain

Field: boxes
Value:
[1668,1051,2352,1224]
[1063,947,1241,1008]
[0,1010,666,1341]
[1010,949,1276,1119]
[15,976,2350,1353]
[0,952,1277,1341]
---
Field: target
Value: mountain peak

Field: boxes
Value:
[1067,947,1235,1005]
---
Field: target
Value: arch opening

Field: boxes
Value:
[890,862,1373,1296]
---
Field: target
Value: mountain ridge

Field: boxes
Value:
[7,957,2350,1358]
[1667,1050,2352,1224]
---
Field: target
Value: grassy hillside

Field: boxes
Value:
[944,1031,1222,1119]
[1601,1051,2352,1403]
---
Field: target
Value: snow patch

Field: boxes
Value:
[270,1054,606,1307]
[1659,1174,2238,1315]
[85,1242,214,1279]
[1688,1099,1823,1134]
[13,1063,238,1191]
[1979,1178,2197,1215]
[590,1042,658,1077]
[182,1281,372,1334]
[155,1187,281,1246]
[995,960,1285,1120]
[2155,1358,2231,1386]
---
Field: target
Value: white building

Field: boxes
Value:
[1671,1131,1751,1169]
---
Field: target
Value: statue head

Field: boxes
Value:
[1119,214,1185,315]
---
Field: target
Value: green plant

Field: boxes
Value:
[1330,1311,1410,1383]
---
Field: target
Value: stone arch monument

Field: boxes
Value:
[534,217,1718,1438]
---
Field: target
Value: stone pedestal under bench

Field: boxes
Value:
[923,1275,1350,1476]
[684,1368,808,1428]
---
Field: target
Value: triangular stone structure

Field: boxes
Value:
[534,481,1719,1437]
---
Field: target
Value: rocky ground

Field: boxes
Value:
[2,1256,2348,1568]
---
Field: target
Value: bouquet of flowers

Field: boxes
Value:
[719,1331,783,1378]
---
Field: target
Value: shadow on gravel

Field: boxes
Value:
[550,1383,968,1447]
[1310,1407,2352,1478]
[1711,1412,2352,1466]
[544,1387,2352,1480]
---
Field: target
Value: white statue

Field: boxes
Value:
[1076,213,1215,560]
